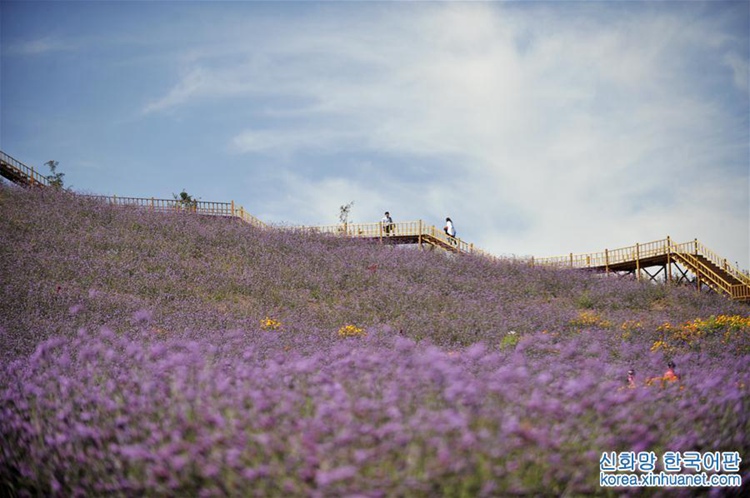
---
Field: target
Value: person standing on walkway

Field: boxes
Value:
[444,217,456,244]
[382,211,394,235]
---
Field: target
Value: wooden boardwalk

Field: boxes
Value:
[84,194,266,229]
[3,150,748,301]
[0,150,50,187]
[532,238,750,302]
[304,220,483,255]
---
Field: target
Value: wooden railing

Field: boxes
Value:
[85,195,266,228]
[671,250,750,301]
[533,237,748,283]
[534,237,750,301]
[533,237,669,269]
[690,239,750,287]
[731,284,750,301]
[0,151,51,187]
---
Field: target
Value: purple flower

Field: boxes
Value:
[132,309,153,324]
[315,466,357,487]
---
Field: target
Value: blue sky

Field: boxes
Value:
[2,1,748,268]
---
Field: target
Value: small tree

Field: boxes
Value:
[339,200,354,229]
[45,160,65,188]
[339,201,354,233]
[173,190,198,211]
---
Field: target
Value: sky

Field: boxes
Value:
[2,0,749,268]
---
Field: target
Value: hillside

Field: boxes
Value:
[1,185,743,361]
[1,184,748,496]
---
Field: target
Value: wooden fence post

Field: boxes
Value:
[636,243,641,281]
[666,236,672,284]
[605,248,609,274]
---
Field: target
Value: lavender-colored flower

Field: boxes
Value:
[1,185,748,496]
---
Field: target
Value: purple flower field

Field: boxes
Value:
[1,185,748,496]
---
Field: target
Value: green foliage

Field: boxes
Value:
[500,331,519,350]
[45,160,65,189]
[174,190,198,210]
[575,290,595,309]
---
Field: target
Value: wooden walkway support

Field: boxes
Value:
[2,149,748,301]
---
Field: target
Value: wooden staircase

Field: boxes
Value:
[534,237,750,302]
[0,151,50,187]
[671,250,750,302]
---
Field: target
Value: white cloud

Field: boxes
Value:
[142,67,210,114]
[141,2,748,266]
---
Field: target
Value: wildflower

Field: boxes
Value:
[570,310,612,329]
[133,309,153,324]
[338,324,366,337]
[260,317,282,331]
[619,320,643,340]
[315,465,357,487]
[650,340,675,354]
[620,320,643,330]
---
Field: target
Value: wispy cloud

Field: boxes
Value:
[5,36,77,56]
[724,52,749,92]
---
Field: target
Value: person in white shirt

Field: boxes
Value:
[444,217,456,244]
[382,211,394,235]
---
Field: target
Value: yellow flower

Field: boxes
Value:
[621,320,643,331]
[650,340,675,354]
[338,324,366,337]
[570,310,612,329]
[260,317,282,331]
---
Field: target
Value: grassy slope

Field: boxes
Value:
[0,184,745,363]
